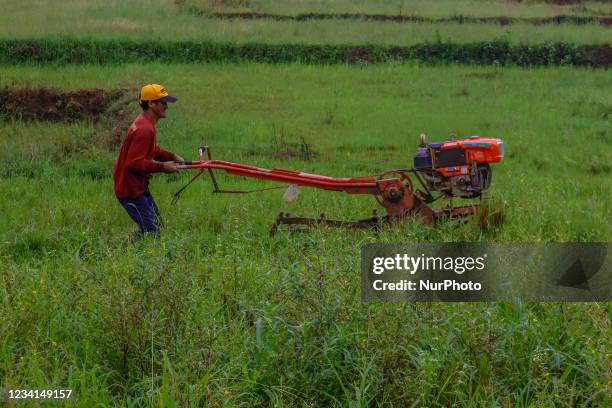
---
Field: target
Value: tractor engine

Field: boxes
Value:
[413,135,504,198]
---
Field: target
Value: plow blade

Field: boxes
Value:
[270,204,477,235]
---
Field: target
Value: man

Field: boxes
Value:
[113,84,183,236]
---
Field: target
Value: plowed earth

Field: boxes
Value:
[0,87,129,122]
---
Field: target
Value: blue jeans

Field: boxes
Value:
[117,191,162,235]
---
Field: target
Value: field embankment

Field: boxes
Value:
[203,11,612,26]
[2,1,611,46]
[1,38,611,67]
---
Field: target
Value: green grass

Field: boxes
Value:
[0,63,611,406]
[1,0,610,45]
[182,0,612,18]
[2,63,609,240]
[158,19,612,46]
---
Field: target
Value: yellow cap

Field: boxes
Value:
[139,84,178,103]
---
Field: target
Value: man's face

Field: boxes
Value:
[149,100,168,119]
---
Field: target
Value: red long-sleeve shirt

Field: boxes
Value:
[113,114,175,199]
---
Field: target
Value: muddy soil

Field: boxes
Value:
[577,44,612,67]
[0,87,128,122]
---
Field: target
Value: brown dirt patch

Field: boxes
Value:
[577,44,612,68]
[598,16,612,26]
[0,87,128,122]
[206,11,607,26]
[546,0,583,4]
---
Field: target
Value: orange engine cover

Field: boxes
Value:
[438,136,504,165]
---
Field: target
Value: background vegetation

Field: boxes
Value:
[1,0,610,45]
[1,39,608,67]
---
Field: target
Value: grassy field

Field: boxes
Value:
[1,0,611,45]
[1,63,611,406]
[182,0,612,17]
[1,0,610,406]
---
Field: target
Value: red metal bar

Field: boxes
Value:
[177,159,381,194]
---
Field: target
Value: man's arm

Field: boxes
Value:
[155,145,183,163]
[125,133,176,173]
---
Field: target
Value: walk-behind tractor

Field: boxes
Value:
[173,134,504,234]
